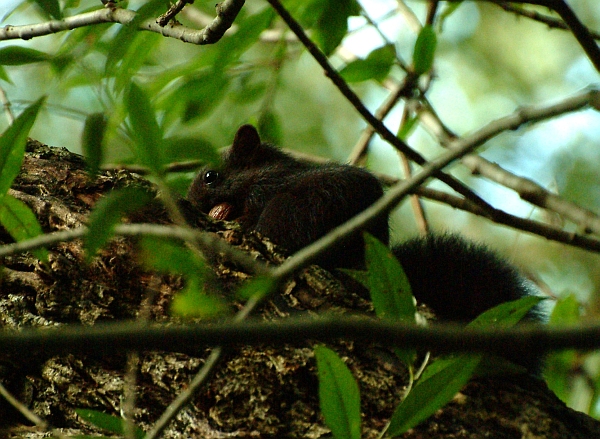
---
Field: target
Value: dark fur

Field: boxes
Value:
[188,125,388,268]
[189,125,543,369]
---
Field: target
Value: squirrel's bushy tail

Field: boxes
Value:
[392,234,544,372]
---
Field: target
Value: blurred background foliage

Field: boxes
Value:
[1,0,600,416]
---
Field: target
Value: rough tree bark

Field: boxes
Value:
[0,140,598,438]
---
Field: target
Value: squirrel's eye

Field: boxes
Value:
[203,170,220,186]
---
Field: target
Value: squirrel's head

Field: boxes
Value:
[187,124,297,221]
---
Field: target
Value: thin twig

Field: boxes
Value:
[0,224,269,275]
[413,185,600,252]
[0,86,14,125]
[102,158,204,175]
[347,77,415,166]
[0,382,71,439]
[399,105,430,235]
[157,0,192,26]
[0,382,48,428]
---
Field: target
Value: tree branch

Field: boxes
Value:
[422,88,600,236]
[0,1,245,45]
[414,185,600,252]
[157,0,193,27]
[3,316,600,357]
[0,223,270,276]
[495,1,600,41]
[471,0,600,73]
[551,0,600,73]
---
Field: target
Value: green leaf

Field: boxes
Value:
[174,70,230,123]
[49,54,74,76]
[33,0,62,19]
[466,296,545,376]
[170,277,229,319]
[412,25,437,75]
[363,234,415,322]
[236,276,277,301]
[397,115,419,140]
[140,237,206,276]
[75,409,145,439]
[113,32,162,93]
[0,65,11,83]
[81,112,107,176]
[339,44,396,83]
[467,295,544,328]
[293,0,360,56]
[386,355,480,436]
[105,0,166,74]
[140,237,225,318]
[548,293,579,326]
[125,82,164,173]
[344,234,416,365]
[0,195,47,262]
[213,7,276,68]
[543,294,580,402]
[84,187,154,259]
[0,47,50,65]
[0,97,44,196]
[315,346,361,439]
[258,110,283,145]
[163,136,221,166]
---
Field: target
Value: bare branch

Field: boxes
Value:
[0,382,48,429]
[417,186,600,252]
[0,86,14,125]
[495,2,600,40]
[157,0,193,27]
[462,0,600,73]
[347,78,415,166]
[0,223,269,276]
[0,2,245,45]
[462,156,600,235]
[552,0,600,73]
[4,315,600,358]
[433,89,600,236]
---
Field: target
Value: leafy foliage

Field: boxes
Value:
[320,242,544,436]
[385,355,481,436]
[315,345,362,439]
[84,186,154,260]
[0,99,47,261]
[75,409,145,439]
[141,236,229,318]
[340,44,396,83]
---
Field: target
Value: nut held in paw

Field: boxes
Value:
[209,202,234,220]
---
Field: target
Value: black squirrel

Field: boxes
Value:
[188,124,542,325]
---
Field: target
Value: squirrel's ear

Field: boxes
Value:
[231,125,261,155]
